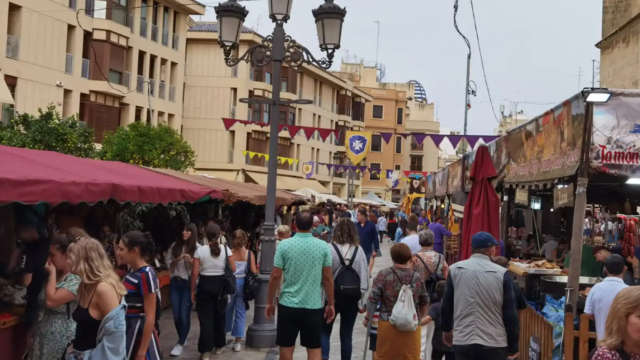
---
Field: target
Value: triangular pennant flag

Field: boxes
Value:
[286,125,301,138]
[429,135,446,147]
[278,124,286,133]
[325,163,334,172]
[293,159,299,164]
[302,127,316,140]
[332,129,341,140]
[480,136,498,144]
[264,154,269,161]
[359,166,368,174]
[412,133,428,146]
[242,150,248,157]
[398,133,411,140]
[317,129,333,142]
[347,165,357,173]
[447,135,463,149]
[422,172,429,178]
[380,132,393,144]
[403,170,411,178]
[464,135,481,148]
[222,118,238,131]
[335,165,343,172]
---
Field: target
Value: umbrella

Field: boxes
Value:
[461,145,500,260]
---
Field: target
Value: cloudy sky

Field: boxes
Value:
[197,0,602,135]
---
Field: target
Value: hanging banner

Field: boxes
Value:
[505,95,585,183]
[385,170,400,189]
[435,168,448,197]
[302,161,314,179]
[345,131,372,165]
[463,150,477,192]
[425,174,435,199]
[515,188,529,206]
[448,159,463,194]
[554,184,575,208]
[591,90,640,176]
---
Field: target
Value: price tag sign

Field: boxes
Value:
[529,335,541,360]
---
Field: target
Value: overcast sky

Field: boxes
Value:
[197,0,603,135]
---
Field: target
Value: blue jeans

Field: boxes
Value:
[170,277,193,345]
[321,301,360,360]
[225,277,246,338]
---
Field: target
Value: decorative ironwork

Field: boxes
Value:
[284,36,334,69]
[222,36,273,68]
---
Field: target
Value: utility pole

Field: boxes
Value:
[374,20,380,81]
[577,66,585,90]
[592,60,595,87]
[454,0,471,148]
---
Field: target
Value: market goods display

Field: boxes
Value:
[580,287,592,297]
[510,259,560,270]
[621,217,637,258]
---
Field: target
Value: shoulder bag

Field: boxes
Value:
[222,246,236,296]
[243,250,260,301]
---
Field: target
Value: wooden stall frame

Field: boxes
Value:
[564,306,597,360]
[518,307,554,360]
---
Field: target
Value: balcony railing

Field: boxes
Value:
[81,58,90,79]
[123,71,130,90]
[140,19,147,38]
[172,33,178,51]
[411,142,424,151]
[159,82,166,99]
[151,24,158,42]
[149,78,156,96]
[65,53,73,74]
[231,65,238,78]
[6,35,19,60]
[69,0,77,9]
[169,85,176,102]
[128,14,134,33]
[162,29,169,46]
[136,75,144,93]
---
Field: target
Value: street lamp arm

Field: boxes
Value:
[222,37,274,68]
[283,36,335,70]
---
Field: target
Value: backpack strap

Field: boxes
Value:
[332,243,350,267]
[246,250,251,276]
[349,246,358,267]
[434,253,442,274]
[415,253,433,277]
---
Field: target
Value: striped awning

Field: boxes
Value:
[450,191,468,219]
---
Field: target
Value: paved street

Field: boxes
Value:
[159,238,394,360]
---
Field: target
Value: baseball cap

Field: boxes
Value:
[471,232,499,249]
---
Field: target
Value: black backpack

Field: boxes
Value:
[416,252,445,303]
[332,244,361,303]
[243,250,260,301]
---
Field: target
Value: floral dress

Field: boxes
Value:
[28,274,80,360]
[591,346,640,360]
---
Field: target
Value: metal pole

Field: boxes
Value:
[245,23,284,349]
[592,60,595,88]
[348,160,354,209]
[463,51,471,151]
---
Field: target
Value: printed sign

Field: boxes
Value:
[505,95,585,183]
[515,188,529,206]
[554,184,575,208]
[435,168,448,197]
[463,150,477,192]
[448,159,463,194]
[529,335,541,360]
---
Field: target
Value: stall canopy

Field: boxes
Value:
[294,188,346,204]
[147,168,303,206]
[0,145,222,205]
[363,192,397,209]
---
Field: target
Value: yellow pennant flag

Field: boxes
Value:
[345,131,372,165]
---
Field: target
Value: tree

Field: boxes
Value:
[0,105,97,158]
[100,122,195,172]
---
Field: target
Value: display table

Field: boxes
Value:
[157,270,171,309]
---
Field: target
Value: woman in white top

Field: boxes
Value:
[191,224,235,359]
[322,218,369,360]
[377,214,387,246]
[166,223,200,357]
[224,230,257,352]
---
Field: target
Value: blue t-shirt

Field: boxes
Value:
[357,221,379,255]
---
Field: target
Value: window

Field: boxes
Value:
[397,107,404,125]
[369,163,381,181]
[372,105,383,119]
[108,69,123,85]
[279,111,287,124]
[265,72,272,85]
[395,135,402,154]
[394,164,402,171]
[263,104,270,123]
[281,77,288,92]
[251,104,260,123]
[371,134,382,152]
[410,155,423,171]
[288,112,295,125]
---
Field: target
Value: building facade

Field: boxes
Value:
[0,0,203,141]
[183,22,373,199]
[493,112,529,135]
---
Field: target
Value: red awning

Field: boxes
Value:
[0,145,222,205]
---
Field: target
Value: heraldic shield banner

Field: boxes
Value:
[345,131,372,165]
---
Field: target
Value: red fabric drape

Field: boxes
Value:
[461,145,500,260]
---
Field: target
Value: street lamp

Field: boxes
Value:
[583,87,612,103]
[214,0,347,349]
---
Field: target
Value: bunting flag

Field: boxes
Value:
[448,135,464,149]
[302,161,314,179]
[412,133,428,146]
[325,163,334,172]
[317,129,334,142]
[242,151,298,166]
[398,133,411,140]
[345,131,372,165]
[380,132,394,144]
[429,135,446,147]
[465,135,481,148]
[334,165,343,172]
[358,166,368,174]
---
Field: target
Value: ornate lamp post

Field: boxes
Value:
[214,0,347,348]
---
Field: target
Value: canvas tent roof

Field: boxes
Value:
[363,192,398,209]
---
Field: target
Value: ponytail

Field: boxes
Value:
[206,224,222,257]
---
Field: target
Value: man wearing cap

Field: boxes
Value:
[441,232,520,360]
[562,244,639,284]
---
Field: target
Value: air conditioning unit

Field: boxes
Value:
[230,106,236,118]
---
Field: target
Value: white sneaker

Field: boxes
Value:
[232,343,242,352]
[170,344,184,357]
[200,352,211,360]
[214,348,224,355]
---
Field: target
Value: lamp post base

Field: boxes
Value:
[245,308,278,349]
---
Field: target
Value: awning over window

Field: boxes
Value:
[194,170,238,181]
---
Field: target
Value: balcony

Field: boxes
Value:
[84,0,93,17]
[69,0,76,9]
[172,33,179,51]
[140,19,147,38]
[123,71,130,90]
[136,75,144,93]
[159,82,166,99]
[162,29,169,46]
[81,58,90,79]
[65,53,73,74]
[6,35,19,60]
[169,85,176,102]
[149,78,156,96]
[151,24,158,42]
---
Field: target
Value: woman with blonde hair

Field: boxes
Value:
[225,230,257,351]
[591,286,640,360]
[65,236,127,360]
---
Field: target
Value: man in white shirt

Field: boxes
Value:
[400,218,421,254]
[584,254,629,340]
[539,235,558,261]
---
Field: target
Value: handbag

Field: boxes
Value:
[222,246,236,296]
[243,250,260,301]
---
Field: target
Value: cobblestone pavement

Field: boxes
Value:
[159,238,394,360]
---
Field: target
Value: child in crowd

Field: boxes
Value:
[367,304,381,360]
[422,281,453,360]
[492,256,527,311]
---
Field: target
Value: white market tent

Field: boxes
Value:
[294,188,347,204]
[363,192,398,209]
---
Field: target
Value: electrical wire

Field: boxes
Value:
[453,0,470,52]
[469,0,500,125]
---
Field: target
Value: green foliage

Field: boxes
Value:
[100,122,195,172]
[0,105,97,158]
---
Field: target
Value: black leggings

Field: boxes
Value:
[196,275,227,353]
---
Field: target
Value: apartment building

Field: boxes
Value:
[0,0,203,142]
[336,61,439,202]
[494,111,529,135]
[182,22,373,199]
